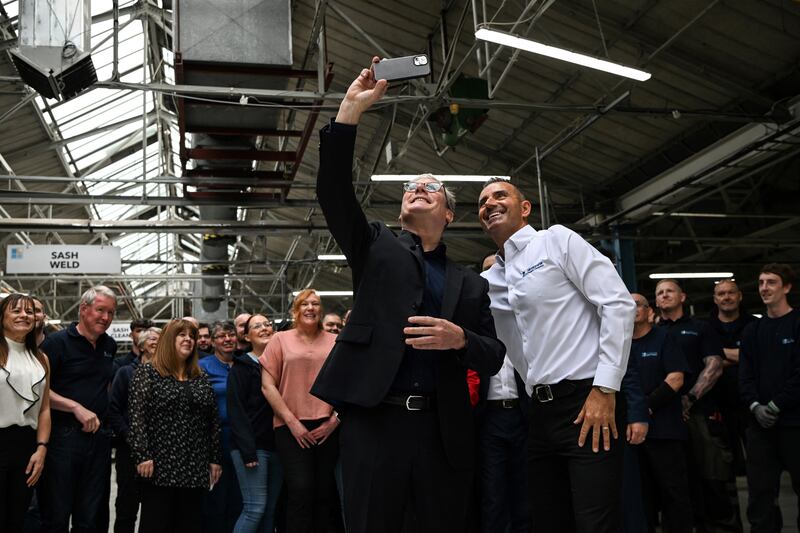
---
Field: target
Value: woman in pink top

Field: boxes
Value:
[260,289,340,533]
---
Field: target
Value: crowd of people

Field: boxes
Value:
[0,59,798,533]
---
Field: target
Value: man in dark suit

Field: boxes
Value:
[310,58,505,533]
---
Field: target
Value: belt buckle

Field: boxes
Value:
[534,385,553,403]
[405,395,425,411]
[501,399,515,409]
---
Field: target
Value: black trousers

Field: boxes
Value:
[339,404,473,533]
[638,438,693,533]
[139,483,204,533]
[477,405,529,533]
[113,441,140,533]
[745,424,800,533]
[0,424,37,532]
[274,419,340,533]
[527,380,625,533]
[685,411,742,532]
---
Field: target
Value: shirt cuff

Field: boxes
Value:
[329,119,358,134]
[592,363,625,392]
[749,401,760,412]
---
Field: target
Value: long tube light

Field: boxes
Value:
[291,290,353,297]
[318,254,347,261]
[649,272,733,280]
[371,175,510,183]
[475,27,652,82]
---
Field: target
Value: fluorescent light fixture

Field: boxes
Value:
[653,212,728,219]
[318,254,347,261]
[649,272,734,280]
[291,290,353,297]
[47,319,62,325]
[371,175,510,183]
[475,27,651,82]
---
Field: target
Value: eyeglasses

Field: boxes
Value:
[250,322,272,331]
[214,333,237,340]
[402,181,443,193]
[635,302,650,308]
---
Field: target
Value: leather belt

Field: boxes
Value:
[486,398,520,409]
[383,393,434,411]
[532,378,593,403]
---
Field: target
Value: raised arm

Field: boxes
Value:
[317,58,388,280]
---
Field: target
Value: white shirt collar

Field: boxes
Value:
[504,224,537,258]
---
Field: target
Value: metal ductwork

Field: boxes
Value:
[174,0,293,320]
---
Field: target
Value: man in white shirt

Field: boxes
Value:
[478,178,636,533]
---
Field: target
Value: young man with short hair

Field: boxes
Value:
[739,263,800,532]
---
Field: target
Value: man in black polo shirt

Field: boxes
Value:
[739,263,800,532]
[631,293,693,532]
[709,279,757,474]
[39,285,118,533]
[654,279,741,532]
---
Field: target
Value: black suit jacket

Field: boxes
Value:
[310,121,505,468]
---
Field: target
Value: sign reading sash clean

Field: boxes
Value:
[6,245,121,274]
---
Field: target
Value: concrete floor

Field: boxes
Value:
[108,461,798,532]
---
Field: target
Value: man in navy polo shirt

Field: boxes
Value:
[739,263,800,532]
[655,279,740,532]
[631,293,692,532]
[39,285,118,533]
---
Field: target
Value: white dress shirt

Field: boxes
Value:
[486,356,519,400]
[0,337,46,429]
[481,224,635,391]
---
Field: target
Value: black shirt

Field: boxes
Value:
[709,312,757,408]
[227,353,276,463]
[632,327,689,440]
[128,363,222,488]
[740,309,800,427]
[108,358,139,439]
[390,240,447,394]
[40,323,117,427]
[657,314,724,413]
[112,350,137,375]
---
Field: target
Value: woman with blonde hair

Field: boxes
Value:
[261,289,340,533]
[128,319,222,533]
[0,293,51,531]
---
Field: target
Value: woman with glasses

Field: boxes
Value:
[127,319,221,533]
[228,314,283,533]
[108,326,161,533]
[200,321,243,531]
[261,290,340,533]
[0,293,50,532]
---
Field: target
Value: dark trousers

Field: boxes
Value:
[39,425,112,533]
[527,381,625,533]
[202,448,242,533]
[275,419,340,533]
[622,442,647,533]
[0,425,37,532]
[745,424,800,533]
[113,441,140,533]
[685,411,742,532]
[139,483,204,533]
[340,404,473,533]
[639,438,693,533]
[478,405,529,533]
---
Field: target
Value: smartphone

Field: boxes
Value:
[373,55,430,83]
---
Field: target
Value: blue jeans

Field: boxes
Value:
[230,449,284,533]
[38,425,112,533]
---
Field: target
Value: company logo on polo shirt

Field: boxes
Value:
[640,351,658,358]
[104,351,114,359]
[680,329,699,336]
[521,261,545,277]
[782,338,795,345]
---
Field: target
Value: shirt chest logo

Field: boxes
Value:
[782,338,795,345]
[104,351,114,359]
[680,330,699,336]
[640,351,658,358]
[521,261,545,277]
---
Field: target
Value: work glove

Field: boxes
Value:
[752,404,778,429]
